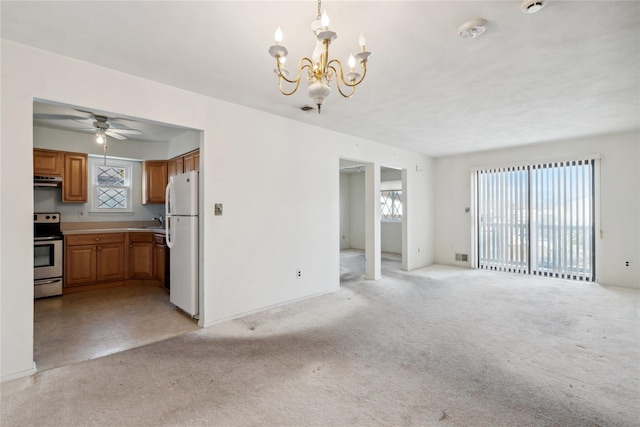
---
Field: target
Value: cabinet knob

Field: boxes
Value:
[96,238,99,241]
[98,246,101,250]
[130,244,133,248]
[93,247,96,251]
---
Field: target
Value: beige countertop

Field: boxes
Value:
[63,227,166,235]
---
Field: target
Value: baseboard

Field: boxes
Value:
[1,362,37,383]
[200,287,340,328]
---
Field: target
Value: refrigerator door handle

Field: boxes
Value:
[165,180,175,249]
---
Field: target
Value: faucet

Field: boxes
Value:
[152,214,164,227]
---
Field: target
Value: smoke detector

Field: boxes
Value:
[458,19,487,39]
[521,0,546,14]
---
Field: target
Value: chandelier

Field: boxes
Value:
[268,0,372,113]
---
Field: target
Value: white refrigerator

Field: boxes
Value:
[165,170,199,317]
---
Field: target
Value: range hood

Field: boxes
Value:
[34,175,62,187]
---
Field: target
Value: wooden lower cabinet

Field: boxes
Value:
[65,233,125,288]
[129,233,154,279]
[65,244,98,286]
[65,232,165,291]
[98,243,126,281]
[153,234,165,285]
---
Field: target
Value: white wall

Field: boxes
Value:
[167,130,200,159]
[435,131,640,289]
[348,172,366,249]
[339,172,351,249]
[0,41,434,381]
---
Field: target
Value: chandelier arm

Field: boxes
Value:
[277,57,313,85]
[328,65,356,98]
[327,58,368,88]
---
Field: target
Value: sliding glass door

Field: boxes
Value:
[476,159,595,281]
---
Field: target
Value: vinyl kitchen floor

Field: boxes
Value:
[34,283,199,372]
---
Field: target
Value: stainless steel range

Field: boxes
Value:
[34,212,63,298]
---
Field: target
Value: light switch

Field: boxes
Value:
[215,203,223,216]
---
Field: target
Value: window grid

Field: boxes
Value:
[91,162,131,212]
[381,190,402,220]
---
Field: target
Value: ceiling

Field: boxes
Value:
[32,101,194,143]
[2,1,638,157]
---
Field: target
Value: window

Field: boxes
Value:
[475,159,595,281]
[381,190,402,221]
[90,159,132,213]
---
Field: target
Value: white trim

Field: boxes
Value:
[88,158,133,213]
[1,363,37,383]
[200,288,339,328]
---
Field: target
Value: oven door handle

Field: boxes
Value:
[34,236,62,241]
[34,278,62,285]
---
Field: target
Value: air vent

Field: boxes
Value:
[455,253,469,262]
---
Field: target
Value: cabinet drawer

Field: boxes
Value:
[129,232,154,243]
[98,233,125,244]
[154,234,165,245]
[66,234,99,246]
[66,233,125,246]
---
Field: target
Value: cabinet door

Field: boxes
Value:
[183,152,195,173]
[154,243,165,284]
[97,243,125,281]
[193,150,200,172]
[143,161,168,204]
[63,153,88,203]
[129,242,154,279]
[65,244,97,286]
[168,157,183,179]
[34,149,63,176]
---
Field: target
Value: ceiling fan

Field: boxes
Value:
[34,110,143,140]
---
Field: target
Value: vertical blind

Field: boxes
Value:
[476,159,595,281]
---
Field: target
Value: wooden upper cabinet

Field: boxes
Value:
[168,157,183,179]
[142,161,168,204]
[34,149,63,176]
[62,152,88,203]
[169,149,199,177]
[193,150,200,172]
[183,151,196,173]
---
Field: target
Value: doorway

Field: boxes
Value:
[339,159,406,283]
[32,99,203,371]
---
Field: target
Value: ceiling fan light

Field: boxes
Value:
[96,130,106,144]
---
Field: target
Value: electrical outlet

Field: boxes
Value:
[296,269,301,278]
[625,261,630,267]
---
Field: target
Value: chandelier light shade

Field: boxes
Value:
[268,0,372,113]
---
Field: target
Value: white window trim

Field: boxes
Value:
[88,158,133,214]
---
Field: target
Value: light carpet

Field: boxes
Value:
[2,252,638,426]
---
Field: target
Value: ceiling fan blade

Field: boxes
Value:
[34,113,91,121]
[72,118,97,126]
[110,128,142,135]
[105,130,127,140]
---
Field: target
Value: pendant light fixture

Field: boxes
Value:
[268,0,372,113]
